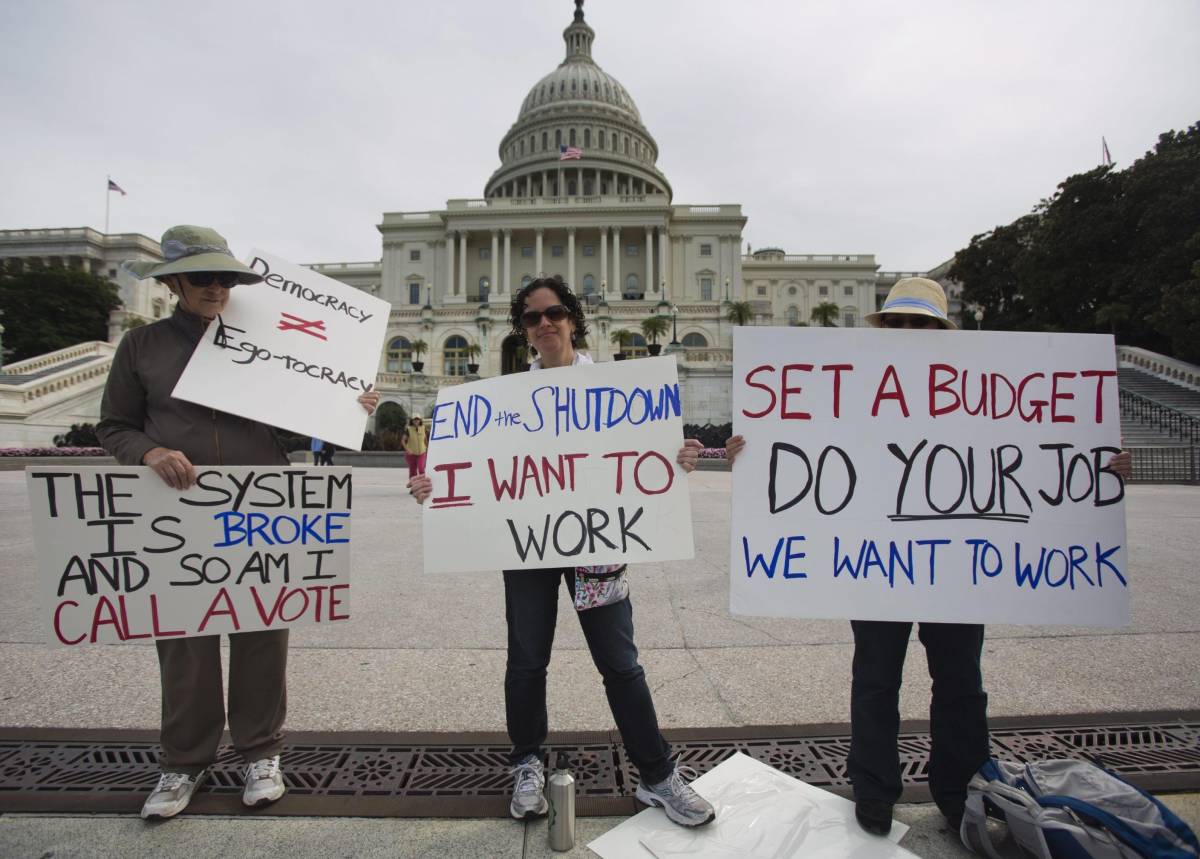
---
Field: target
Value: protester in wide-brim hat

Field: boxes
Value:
[97,223,377,821]
[865,276,957,330]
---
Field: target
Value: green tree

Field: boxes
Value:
[0,266,121,361]
[609,328,634,350]
[726,301,753,326]
[810,301,840,327]
[640,314,670,345]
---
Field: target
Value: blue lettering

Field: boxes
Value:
[1014,543,1048,589]
[430,401,454,441]
[742,535,788,579]
[1094,543,1126,586]
[782,535,807,579]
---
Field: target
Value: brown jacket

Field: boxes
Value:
[96,306,288,467]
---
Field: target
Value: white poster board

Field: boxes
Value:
[27,466,352,647]
[422,356,695,574]
[172,250,390,450]
[730,327,1129,628]
[588,753,915,859]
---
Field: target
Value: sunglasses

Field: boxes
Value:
[520,304,570,328]
[881,314,941,329]
[187,272,240,288]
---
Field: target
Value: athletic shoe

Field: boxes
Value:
[855,799,894,836]
[140,769,207,819]
[509,754,549,819]
[242,755,287,807]
[635,764,716,827]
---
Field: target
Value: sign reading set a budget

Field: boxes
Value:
[730,327,1128,628]
[27,466,352,647]
[422,356,695,574]
[172,251,389,450]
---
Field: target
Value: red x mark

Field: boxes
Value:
[278,312,327,340]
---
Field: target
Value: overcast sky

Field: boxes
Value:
[2,0,1196,271]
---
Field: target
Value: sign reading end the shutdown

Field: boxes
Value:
[27,466,353,647]
[730,327,1130,629]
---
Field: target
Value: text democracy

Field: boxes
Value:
[249,256,374,324]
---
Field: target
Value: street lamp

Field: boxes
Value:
[723,277,731,303]
[670,304,680,346]
[973,306,984,331]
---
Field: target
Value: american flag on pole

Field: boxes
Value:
[107,178,127,196]
[559,144,582,161]
[1102,137,1113,167]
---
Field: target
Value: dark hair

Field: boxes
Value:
[508,275,589,346]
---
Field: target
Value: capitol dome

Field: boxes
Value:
[484,1,672,201]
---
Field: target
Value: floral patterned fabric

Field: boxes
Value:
[573,564,629,612]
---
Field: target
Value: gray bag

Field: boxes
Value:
[961,759,1199,859]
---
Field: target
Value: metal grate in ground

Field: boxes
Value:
[1,712,1197,817]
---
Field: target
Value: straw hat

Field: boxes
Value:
[123,225,262,284]
[865,277,957,330]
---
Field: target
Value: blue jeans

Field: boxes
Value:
[847,620,989,817]
[503,568,673,784]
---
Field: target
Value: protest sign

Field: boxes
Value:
[730,327,1129,628]
[27,466,353,647]
[172,250,390,450]
[422,356,694,574]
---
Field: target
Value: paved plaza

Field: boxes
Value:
[1,468,1198,856]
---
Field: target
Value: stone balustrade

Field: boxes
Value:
[1118,346,1200,391]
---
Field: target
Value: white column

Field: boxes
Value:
[503,229,512,293]
[644,226,653,295]
[567,227,576,287]
[490,230,499,300]
[444,235,454,297]
[611,227,621,295]
[658,227,669,299]
[458,232,467,296]
[535,228,544,274]
[600,228,608,289]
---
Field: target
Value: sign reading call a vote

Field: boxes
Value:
[422,356,695,573]
[27,466,352,647]
[731,328,1129,628]
[172,251,390,451]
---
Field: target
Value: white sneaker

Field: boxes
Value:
[635,764,716,827]
[140,770,207,819]
[509,754,549,819]
[242,755,287,807]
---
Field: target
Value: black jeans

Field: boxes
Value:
[847,620,989,817]
[503,568,673,784]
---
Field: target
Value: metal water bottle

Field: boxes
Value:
[548,753,576,852]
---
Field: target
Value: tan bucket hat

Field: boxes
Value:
[123,225,262,284]
[865,277,957,329]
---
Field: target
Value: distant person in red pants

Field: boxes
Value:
[402,415,427,478]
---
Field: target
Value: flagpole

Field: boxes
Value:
[105,174,111,234]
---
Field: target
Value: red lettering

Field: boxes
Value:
[488,456,519,500]
[329,584,350,621]
[1080,369,1117,423]
[990,373,1016,419]
[632,451,675,496]
[251,585,288,626]
[603,450,639,493]
[198,587,240,632]
[1017,372,1047,422]
[821,364,853,418]
[431,461,473,506]
[90,595,124,642]
[928,364,959,417]
[53,600,85,645]
[279,588,310,623]
[779,364,814,419]
[742,364,777,418]
[1051,371,1077,423]
[117,594,151,641]
[150,594,186,637]
[871,365,910,417]
[562,453,588,490]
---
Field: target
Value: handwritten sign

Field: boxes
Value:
[730,328,1129,628]
[172,250,389,450]
[26,466,353,647]
[422,356,695,573]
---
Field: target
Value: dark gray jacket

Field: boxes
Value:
[96,306,288,467]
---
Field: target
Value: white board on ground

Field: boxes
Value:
[421,356,694,573]
[172,249,390,450]
[27,466,352,647]
[588,753,915,859]
[730,327,1129,627]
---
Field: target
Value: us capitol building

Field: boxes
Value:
[0,0,957,443]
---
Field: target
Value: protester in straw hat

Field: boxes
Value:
[726,276,1131,838]
[97,225,378,820]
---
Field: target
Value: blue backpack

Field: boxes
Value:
[961,759,1199,859]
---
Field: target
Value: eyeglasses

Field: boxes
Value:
[520,304,570,328]
[186,272,240,288]
[881,314,941,329]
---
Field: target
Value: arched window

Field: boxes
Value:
[584,129,591,148]
[582,274,595,294]
[681,332,708,348]
[519,139,525,156]
[542,131,548,150]
[569,128,576,146]
[786,306,800,326]
[624,137,629,155]
[626,333,648,358]
[555,129,562,148]
[443,335,469,377]
[842,307,858,328]
[624,273,641,298]
[387,336,412,373]
[598,130,605,149]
